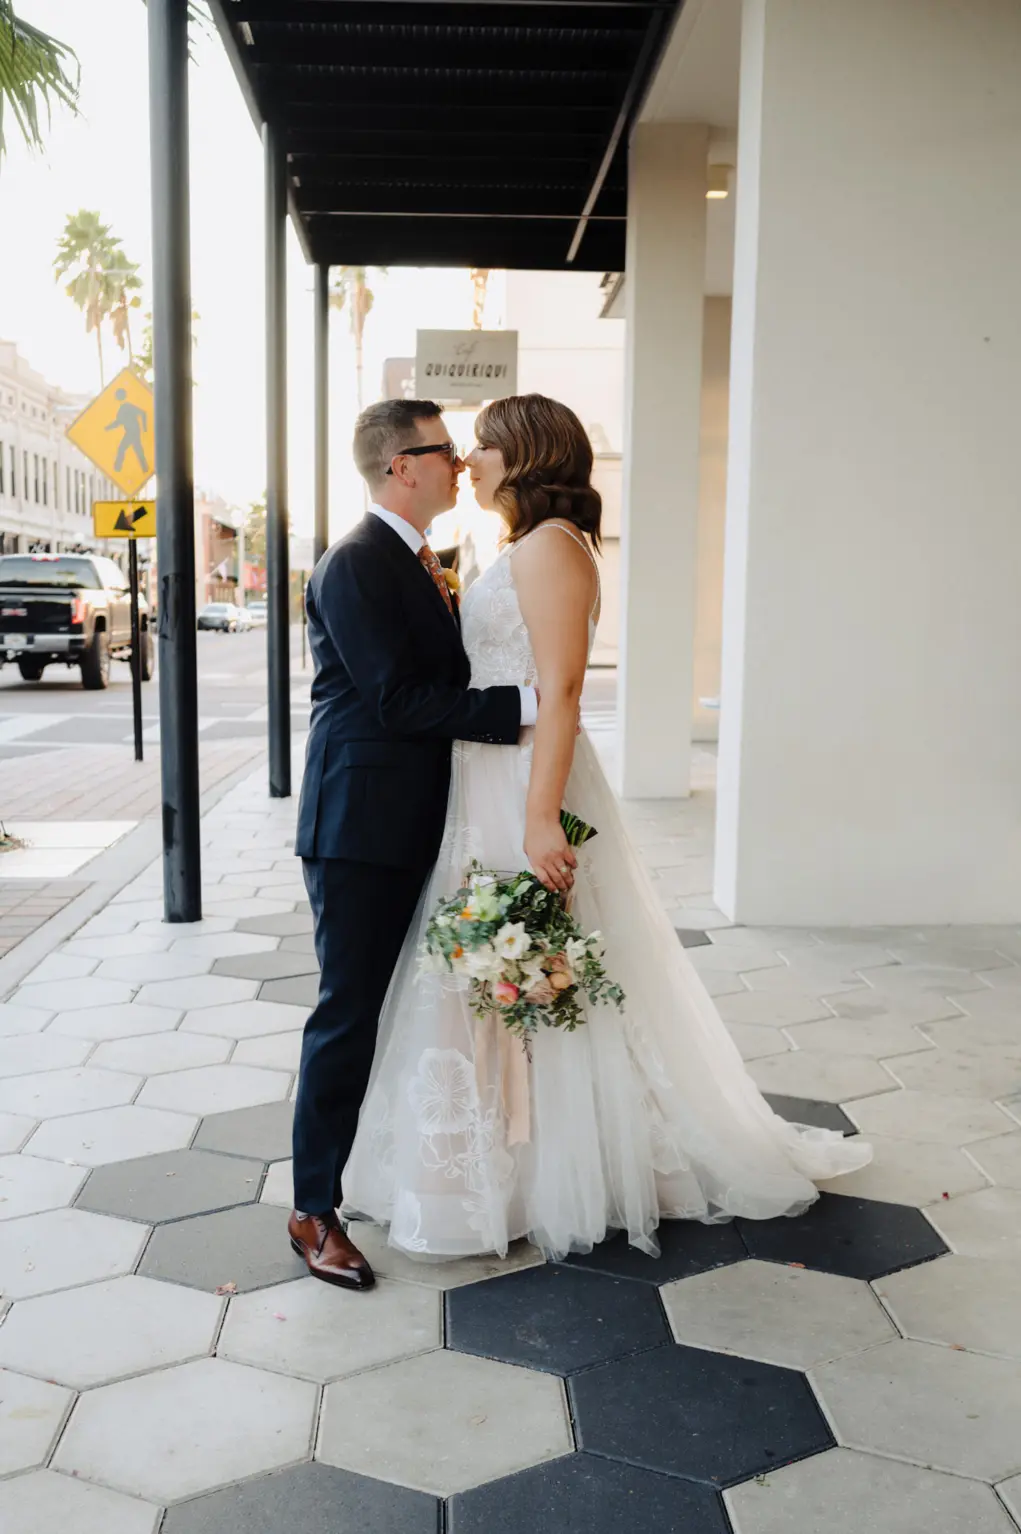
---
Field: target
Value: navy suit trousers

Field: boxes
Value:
[293,856,431,1214]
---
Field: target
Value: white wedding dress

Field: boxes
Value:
[342,523,871,1260]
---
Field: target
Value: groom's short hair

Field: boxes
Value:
[353,399,443,487]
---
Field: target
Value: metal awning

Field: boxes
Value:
[209,0,679,270]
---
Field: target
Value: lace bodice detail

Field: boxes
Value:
[460,525,599,689]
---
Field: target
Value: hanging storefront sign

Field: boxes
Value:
[414,330,518,406]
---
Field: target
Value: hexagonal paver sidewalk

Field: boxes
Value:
[4,765,1021,1532]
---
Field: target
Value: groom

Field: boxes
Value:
[289,399,537,1290]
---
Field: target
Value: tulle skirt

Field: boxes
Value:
[342,731,871,1261]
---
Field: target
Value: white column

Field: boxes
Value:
[618,122,707,798]
[716,0,1021,924]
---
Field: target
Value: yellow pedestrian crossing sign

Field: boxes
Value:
[66,367,155,497]
[93,500,157,539]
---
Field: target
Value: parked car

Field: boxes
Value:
[245,600,267,626]
[198,602,240,633]
[0,552,153,690]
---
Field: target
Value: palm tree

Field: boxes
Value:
[54,212,141,389]
[329,266,387,411]
[0,0,78,162]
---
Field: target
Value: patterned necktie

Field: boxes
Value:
[418,543,455,617]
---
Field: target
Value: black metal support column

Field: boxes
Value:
[265,122,291,798]
[313,262,330,569]
[148,0,201,921]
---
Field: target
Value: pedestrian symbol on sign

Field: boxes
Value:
[105,389,150,477]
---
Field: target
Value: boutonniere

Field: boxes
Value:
[443,568,462,599]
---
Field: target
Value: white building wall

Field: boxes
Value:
[715,0,1021,923]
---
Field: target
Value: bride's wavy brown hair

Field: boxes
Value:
[474,393,602,550]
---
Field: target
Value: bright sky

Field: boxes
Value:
[0,0,487,538]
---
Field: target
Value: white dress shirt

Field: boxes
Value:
[368,505,537,725]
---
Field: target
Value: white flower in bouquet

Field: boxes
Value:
[565,937,589,967]
[495,922,530,961]
[586,931,606,959]
[463,944,503,980]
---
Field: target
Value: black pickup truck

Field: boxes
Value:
[0,553,154,690]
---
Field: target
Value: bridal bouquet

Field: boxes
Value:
[418,812,626,1047]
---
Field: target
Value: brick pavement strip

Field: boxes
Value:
[0,882,87,957]
[0,740,265,822]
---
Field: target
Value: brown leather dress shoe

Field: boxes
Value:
[288,1209,375,1291]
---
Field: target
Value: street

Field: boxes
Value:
[0,626,312,823]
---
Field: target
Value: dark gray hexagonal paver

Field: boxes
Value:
[736,1193,948,1280]
[162,1462,440,1532]
[138,1203,305,1292]
[570,1343,833,1487]
[212,953,318,981]
[448,1453,730,1533]
[446,1264,668,1375]
[193,1100,294,1161]
[764,1094,857,1135]
[260,975,318,1007]
[564,1219,746,1286]
[76,1148,264,1224]
[236,912,312,937]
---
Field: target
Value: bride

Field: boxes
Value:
[343,393,870,1260]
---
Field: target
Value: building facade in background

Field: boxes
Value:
[0,341,122,557]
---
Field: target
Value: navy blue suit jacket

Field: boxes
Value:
[295,512,521,868]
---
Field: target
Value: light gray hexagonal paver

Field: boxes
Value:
[848,1089,1013,1144]
[716,990,834,1027]
[725,1023,791,1062]
[0,1003,53,1037]
[0,1369,74,1475]
[11,978,136,1012]
[48,1003,183,1041]
[0,1206,150,1298]
[95,951,217,984]
[169,932,279,959]
[967,1133,1021,1188]
[747,1050,897,1104]
[219,1275,440,1382]
[318,1348,572,1494]
[1000,1476,1021,1525]
[25,954,98,982]
[90,1032,231,1076]
[135,916,238,939]
[233,1032,302,1072]
[63,934,173,961]
[817,1134,988,1206]
[830,989,969,1027]
[811,1339,1021,1481]
[922,1013,1021,1053]
[137,1064,291,1116]
[180,1000,308,1039]
[0,1067,140,1120]
[0,1154,85,1221]
[856,965,989,997]
[926,1188,1021,1258]
[201,897,298,920]
[883,1049,1021,1100]
[353,1223,545,1289]
[0,1033,92,1077]
[24,1104,197,1167]
[0,1469,160,1534]
[135,976,259,1011]
[876,1255,1021,1360]
[0,1111,35,1153]
[725,1446,1018,1534]
[259,1157,292,1207]
[0,1275,222,1388]
[53,1356,317,1503]
[785,1017,933,1058]
[663,1259,896,1369]
[689,944,784,975]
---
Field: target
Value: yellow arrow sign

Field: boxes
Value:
[66,368,155,497]
[93,500,157,539]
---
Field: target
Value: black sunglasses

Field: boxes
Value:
[386,442,459,475]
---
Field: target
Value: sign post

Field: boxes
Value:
[128,538,144,762]
[93,500,156,762]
